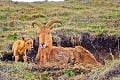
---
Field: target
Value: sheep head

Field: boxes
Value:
[22,37,33,50]
[32,20,62,49]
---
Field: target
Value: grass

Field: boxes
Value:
[113,77,120,80]
[0,59,119,79]
[0,15,7,21]
[0,62,49,79]
[0,1,119,29]
[86,59,120,80]
[7,34,18,40]
[23,71,33,79]
[65,69,75,77]
[0,0,120,79]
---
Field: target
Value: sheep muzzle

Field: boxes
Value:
[40,43,47,49]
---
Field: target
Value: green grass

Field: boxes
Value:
[7,34,18,40]
[23,71,33,79]
[0,0,119,79]
[0,1,119,44]
[0,15,7,21]
[65,69,75,77]
[0,59,119,80]
[113,77,120,80]
[42,76,48,80]
[86,59,120,80]
[2,27,9,31]
[0,0,119,52]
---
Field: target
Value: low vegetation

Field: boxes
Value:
[0,0,120,79]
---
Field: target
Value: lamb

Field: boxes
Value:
[12,37,33,62]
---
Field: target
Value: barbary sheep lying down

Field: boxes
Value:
[12,37,33,62]
[50,46,100,66]
[50,46,75,65]
[74,46,100,65]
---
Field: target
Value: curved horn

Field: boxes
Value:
[46,20,62,29]
[32,21,44,27]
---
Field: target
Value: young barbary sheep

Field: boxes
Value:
[12,37,33,62]
[32,20,62,67]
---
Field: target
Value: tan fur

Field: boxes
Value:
[32,20,61,67]
[74,46,100,65]
[50,46,75,64]
[50,46,100,66]
[12,38,33,62]
[32,20,100,67]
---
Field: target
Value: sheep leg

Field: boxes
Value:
[23,50,27,63]
[13,50,19,62]
[23,56,27,63]
[44,53,48,67]
[74,51,81,64]
[35,51,41,64]
[46,52,50,62]
[40,53,46,67]
[15,56,19,62]
[40,52,49,67]
[35,51,41,68]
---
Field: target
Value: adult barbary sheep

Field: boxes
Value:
[12,37,33,62]
[32,19,100,68]
[32,20,62,67]
[50,46,75,65]
[74,46,100,65]
[50,46,100,66]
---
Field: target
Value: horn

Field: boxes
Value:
[46,20,62,29]
[32,21,44,27]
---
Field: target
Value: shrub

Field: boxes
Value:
[23,71,33,79]
[0,15,7,21]
[42,76,48,80]
[64,69,75,77]
[7,34,17,40]
[2,27,9,31]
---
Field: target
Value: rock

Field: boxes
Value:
[98,64,120,80]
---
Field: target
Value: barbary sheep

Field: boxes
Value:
[12,37,33,62]
[32,20,61,67]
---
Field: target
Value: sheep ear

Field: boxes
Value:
[32,21,44,27]
[22,37,25,40]
[46,20,62,29]
[22,37,29,42]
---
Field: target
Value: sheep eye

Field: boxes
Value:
[37,32,40,34]
[48,32,50,34]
